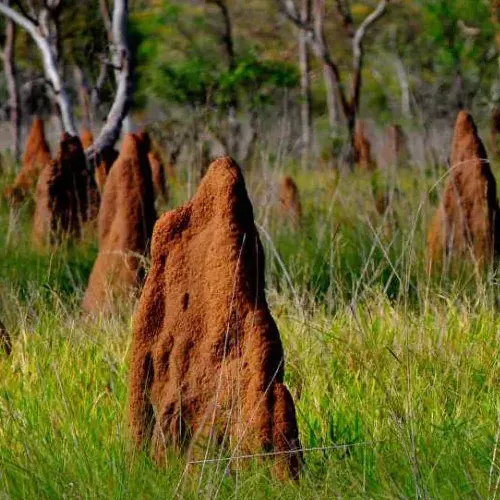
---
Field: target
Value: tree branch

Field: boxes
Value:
[0,1,41,40]
[13,0,37,25]
[351,0,388,108]
[334,0,354,37]
[206,0,235,70]
[0,0,76,133]
[87,0,132,161]
[99,0,112,41]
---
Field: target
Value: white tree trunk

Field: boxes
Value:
[323,63,340,132]
[0,0,132,161]
[2,1,20,161]
[299,0,312,157]
[0,2,76,134]
[88,0,132,159]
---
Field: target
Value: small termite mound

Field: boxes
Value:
[490,107,500,158]
[82,133,157,315]
[279,175,302,227]
[427,111,500,272]
[32,133,99,246]
[92,147,119,193]
[136,131,169,203]
[0,320,11,356]
[380,124,409,169]
[354,121,376,171]
[5,118,51,204]
[80,129,94,149]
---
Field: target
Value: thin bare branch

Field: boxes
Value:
[99,0,112,41]
[0,0,77,133]
[352,0,388,108]
[87,0,132,161]
[13,0,37,25]
[334,0,354,37]
[3,0,20,159]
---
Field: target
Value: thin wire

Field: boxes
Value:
[187,440,382,465]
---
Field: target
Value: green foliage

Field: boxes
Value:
[132,1,298,110]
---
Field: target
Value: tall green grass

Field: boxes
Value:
[1,155,500,498]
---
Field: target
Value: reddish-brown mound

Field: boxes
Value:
[82,133,157,314]
[279,175,302,227]
[5,118,51,203]
[490,108,500,158]
[93,147,118,193]
[149,151,168,203]
[32,133,99,246]
[0,320,11,356]
[427,111,500,270]
[135,131,169,202]
[375,190,390,215]
[81,129,94,149]
[128,157,302,478]
[354,121,376,171]
[380,124,408,168]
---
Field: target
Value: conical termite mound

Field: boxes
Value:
[354,121,376,171]
[80,129,94,149]
[92,147,118,193]
[279,175,302,227]
[129,157,302,478]
[5,118,51,203]
[32,133,99,246]
[427,111,500,271]
[380,124,409,169]
[0,320,11,356]
[82,133,157,315]
[136,131,168,203]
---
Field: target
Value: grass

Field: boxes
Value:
[1,149,500,498]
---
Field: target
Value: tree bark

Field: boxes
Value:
[87,0,133,161]
[0,1,77,134]
[394,56,411,120]
[322,63,340,132]
[298,0,312,161]
[2,1,20,161]
[0,0,132,162]
[279,0,387,168]
[74,65,92,131]
[207,0,238,156]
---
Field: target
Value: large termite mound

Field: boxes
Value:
[427,111,500,270]
[32,133,99,246]
[5,118,51,203]
[82,133,157,314]
[129,157,302,478]
[0,320,11,356]
[279,175,302,227]
[354,121,376,171]
[380,124,409,168]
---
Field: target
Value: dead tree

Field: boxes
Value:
[0,0,20,161]
[278,0,388,166]
[298,0,312,163]
[205,0,239,157]
[0,0,133,161]
[74,65,92,131]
